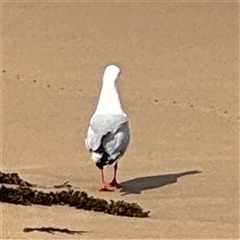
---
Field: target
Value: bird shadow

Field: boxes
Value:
[118,170,201,195]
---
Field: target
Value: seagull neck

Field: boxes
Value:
[101,80,117,93]
[95,81,124,114]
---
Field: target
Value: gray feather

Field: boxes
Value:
[86,113,130,157]
[102,121,130,161]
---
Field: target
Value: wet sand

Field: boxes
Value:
[1,2,239,239]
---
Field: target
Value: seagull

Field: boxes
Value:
[85,64,130,191]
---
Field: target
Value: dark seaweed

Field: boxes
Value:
[23,226,87,235]
[0,171,150,218]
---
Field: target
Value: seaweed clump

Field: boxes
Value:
[0,171,34,187]
[0,172,150,218]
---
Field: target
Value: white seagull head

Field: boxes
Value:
[103,64,121,84]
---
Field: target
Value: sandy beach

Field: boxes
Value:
[1,2,239,239]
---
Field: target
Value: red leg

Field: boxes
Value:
[109,163,121,187]
[99,169,113,192]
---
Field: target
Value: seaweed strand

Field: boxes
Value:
[0,171,150,218]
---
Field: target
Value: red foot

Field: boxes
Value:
[98,185,114,192]
[109,179,121,188]
[99,187,114,192]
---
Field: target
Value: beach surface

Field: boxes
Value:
[1,2,239,239]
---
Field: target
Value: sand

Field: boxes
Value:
[1,1,239,239]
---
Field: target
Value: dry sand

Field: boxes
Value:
[1,2,239,239]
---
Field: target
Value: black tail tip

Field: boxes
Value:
[96,161,104,169]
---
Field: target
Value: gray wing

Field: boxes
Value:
[102,121,130,160]
[85,113,128,152]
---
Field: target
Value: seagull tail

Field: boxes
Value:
[91,152,103,163]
